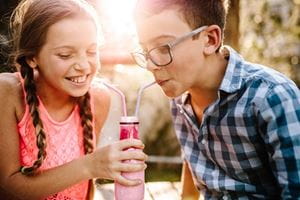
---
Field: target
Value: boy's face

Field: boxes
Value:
[135,8,208,98]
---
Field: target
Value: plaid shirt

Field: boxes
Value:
[171,46,300,199]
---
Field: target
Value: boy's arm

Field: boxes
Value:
[181,160,200,200]
[257,83,300,198]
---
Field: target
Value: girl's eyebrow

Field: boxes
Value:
[52,43,98,50]
[52,45,74,50]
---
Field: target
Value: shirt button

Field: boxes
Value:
[223,196,228,200]
[201,140,206,144]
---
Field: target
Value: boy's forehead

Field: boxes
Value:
[136,8,191,44]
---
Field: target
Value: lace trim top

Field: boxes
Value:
[16,73,96,200]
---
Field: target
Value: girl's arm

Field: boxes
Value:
[0,76,147,199]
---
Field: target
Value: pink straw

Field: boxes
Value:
[134,81,156,117]
[102,82,127,116]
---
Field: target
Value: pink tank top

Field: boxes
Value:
[17,73,96,200]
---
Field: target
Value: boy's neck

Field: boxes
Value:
[189,49,228,117]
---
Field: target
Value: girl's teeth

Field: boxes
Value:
[70,76,86,83]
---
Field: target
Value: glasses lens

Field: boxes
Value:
[132,52,147,68]
[149,46,171,66]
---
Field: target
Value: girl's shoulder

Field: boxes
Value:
[89,78,111,135]
[0,72,20,89]
[90,78,111,109]
[0,72,23,99]
[0,72,25,120]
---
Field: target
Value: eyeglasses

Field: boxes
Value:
[131,25,208,69]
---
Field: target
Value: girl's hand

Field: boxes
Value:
[87,139,147,186]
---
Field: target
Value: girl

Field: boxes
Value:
[0,0,147,199]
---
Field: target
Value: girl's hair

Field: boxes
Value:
[9,0,100,175]
[0,34,16,73]
[135,0,229,33]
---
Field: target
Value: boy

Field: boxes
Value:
[132,0,300,199]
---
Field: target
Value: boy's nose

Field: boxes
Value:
[146,60,161,72]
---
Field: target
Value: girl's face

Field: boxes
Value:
[30,16,100,98]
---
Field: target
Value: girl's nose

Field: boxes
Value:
[74,56,90,71]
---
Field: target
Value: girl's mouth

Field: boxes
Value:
[66,75,88,84]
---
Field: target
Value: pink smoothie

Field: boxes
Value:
[115,116,145,200]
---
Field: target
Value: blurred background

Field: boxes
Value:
[0,0,299,183]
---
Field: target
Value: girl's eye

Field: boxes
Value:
[87,51,97,56]
[58,54,71,59]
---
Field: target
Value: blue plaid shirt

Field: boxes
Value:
[171,46,300,199]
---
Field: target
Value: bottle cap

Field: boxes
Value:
[120,116,139,123]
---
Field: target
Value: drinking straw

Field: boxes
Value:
[102,82,127,116]
[134,81,156,117]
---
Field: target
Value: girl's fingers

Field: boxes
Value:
[115,173,143,186]
[117,162,147,172]
[120,150,148,161]
[117,139,145,150]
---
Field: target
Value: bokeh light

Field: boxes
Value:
[92,0,139,64]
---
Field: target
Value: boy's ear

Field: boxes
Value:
[203,25,222,56]
[26,57,38,69]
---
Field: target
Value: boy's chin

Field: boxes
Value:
[163,89,185,99]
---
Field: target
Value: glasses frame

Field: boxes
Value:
[132,25,208,69]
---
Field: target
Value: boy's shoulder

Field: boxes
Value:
[243,61,295,86]
[224,46,298,93]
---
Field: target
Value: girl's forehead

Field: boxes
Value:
[44,17,99,46]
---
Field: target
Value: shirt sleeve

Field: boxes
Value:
[257,82,300,198]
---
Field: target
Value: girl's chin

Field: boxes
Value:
[68,88,90,98]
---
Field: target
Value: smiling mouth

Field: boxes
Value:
[66,75,88,84]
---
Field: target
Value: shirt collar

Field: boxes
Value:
[219,46,245,93]
[171,91,189,105]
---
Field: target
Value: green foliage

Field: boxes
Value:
[240,0,300,86]
[145,163,181,182]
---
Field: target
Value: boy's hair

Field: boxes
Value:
[9,0,99,175]
[135,0,229,33]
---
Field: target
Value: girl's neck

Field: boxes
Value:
[36,89,77,122]
[35,75,77,122]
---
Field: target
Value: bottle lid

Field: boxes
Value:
[120,116,139,123]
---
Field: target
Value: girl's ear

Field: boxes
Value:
[202,25,222,56]
[26,57,38,69]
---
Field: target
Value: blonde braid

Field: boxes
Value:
[78,92,94,154]
[19,59,47,175]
